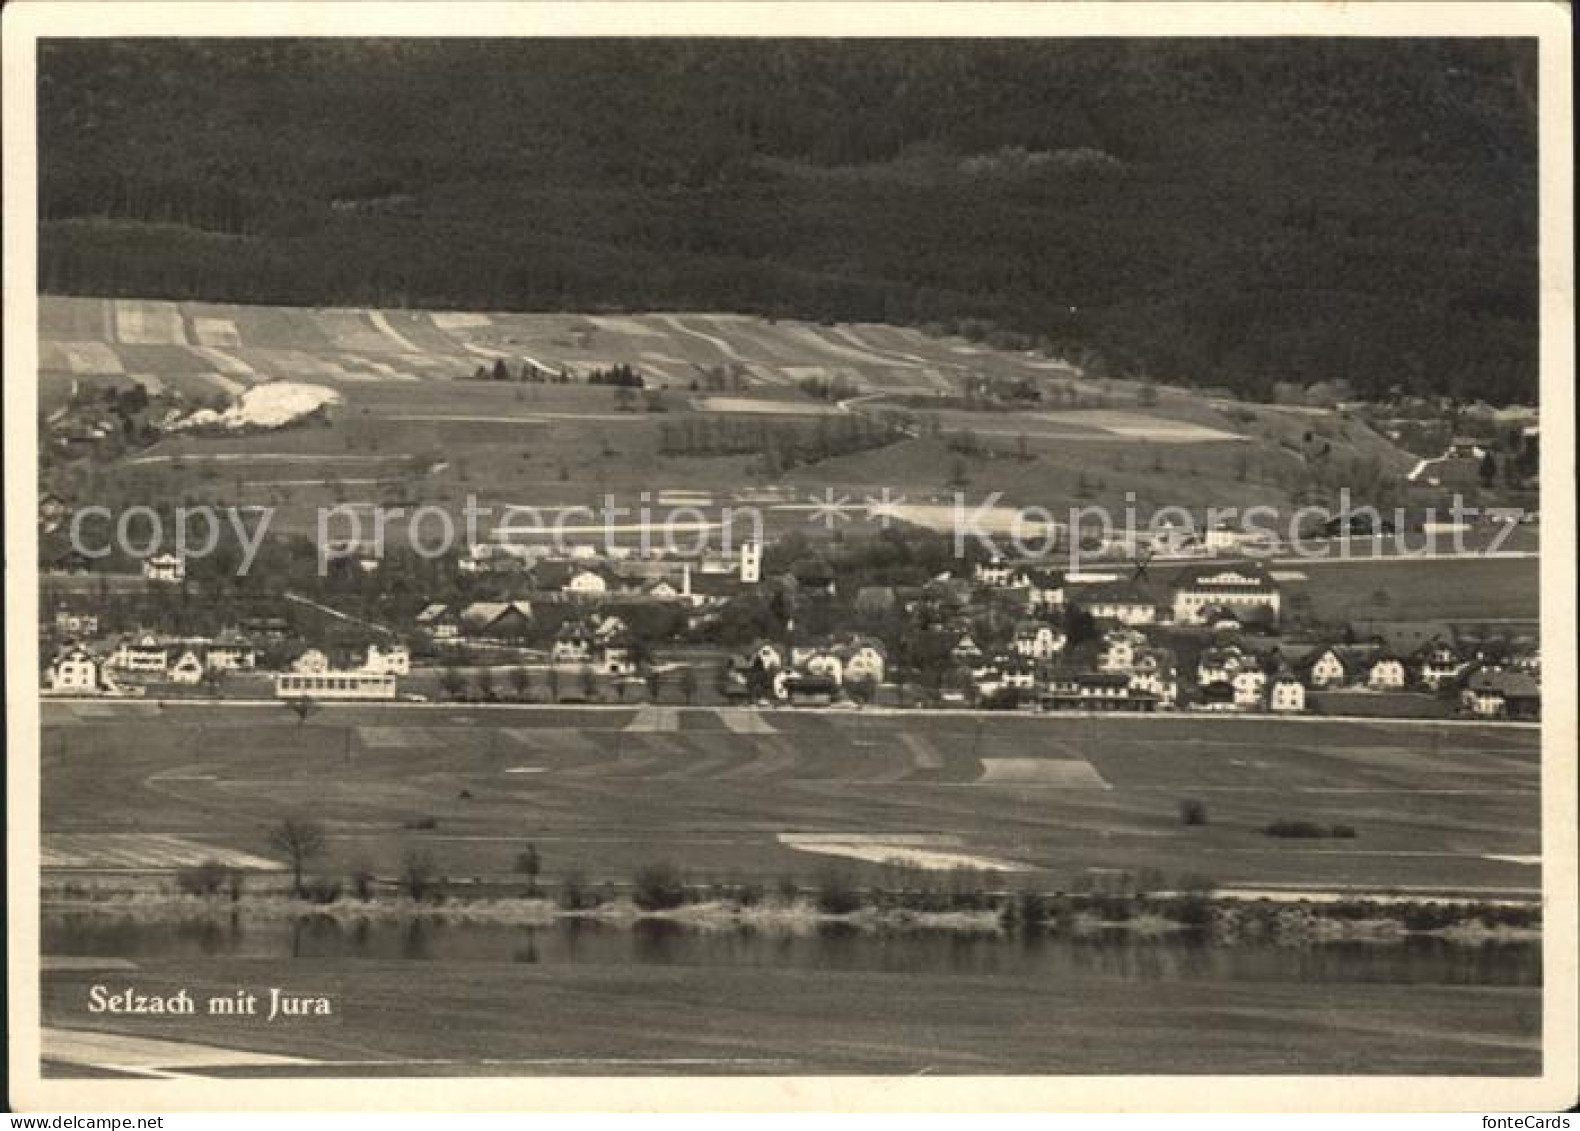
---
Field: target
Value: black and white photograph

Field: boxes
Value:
[5,1,1574,1113]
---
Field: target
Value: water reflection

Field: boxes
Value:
[40,911,1541,988]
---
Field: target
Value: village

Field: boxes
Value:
[40,522,1542,722]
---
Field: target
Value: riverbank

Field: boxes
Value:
[40,887,1542,945]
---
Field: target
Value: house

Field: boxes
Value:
[1127,647,1178,707]
[1171,565,1281,627]
[1098,628,1147,673]
[45,645,112,694]
[168,649,206,685]
[1416,643,1467,689]
[641,577,682,600]
[206,633,258,672]
[949,631,984,663]
[1077,580,1160,626]
[564,568,610,599]
[1025,569,1065,614]
[838,637,887,686]
[1197,645,1253,688]
[459,600,534,637]
[274,669,397,701]
[973,655,1037,701]
[551,620,596,665]
[293,648,331,674]
[596,639,635,676]
[52,608,99,638]
[1301,647,1357,690]
[1012,621,1066,661]
[973,557,1014,587]
[1366,654,1408,691]
[1192,680,1239,712]
[363,642,411,676]
[1462,669,1541,719]
[110,633,170,675]
[742,640,785,673]
[790,642,845,686]
[1042,671,1158,712]
[1231,666,1267,708]
[593,615,629,643]
[416,603,460,640]
[142,553,186,584]
[1267,674,1306,713]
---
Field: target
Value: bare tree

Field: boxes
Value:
[268,817,327,898]
[285,696,317,727]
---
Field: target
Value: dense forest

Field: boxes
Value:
[38,39,1538,403]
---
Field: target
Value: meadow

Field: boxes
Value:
[42,703,1541,897]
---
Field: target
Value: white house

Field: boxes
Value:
[1417,644,1465,689]
[142,553,186,583]
[1267,675,1306,713]
[293,648,331,674]
[168,649,206,685]
[1304,647,1352,690]
[1079,581,1160,626]
[1013,621,1066,661]
[416,603,460,640]
[53,609,99,637]
[551,621,596,665]
[565,569,610,598]
[46,645,111,693]
[1172,566,1281,626]
[363,643,411,676]
[838,639,887,685]
[739,540,762,585]
[110,633,169,675]
[206,635,258,671]
[1099,628,1147,673]
[1367,656,1408,690]
[743,640,784,672]
[1231,667,1267,708]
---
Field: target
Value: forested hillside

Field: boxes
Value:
[38,39,1538,403]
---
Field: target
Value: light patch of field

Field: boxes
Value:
[778,833,1030,873]
[113,300,188,346]
[866,501,1060,537]
[46,341,126,375]
[43,834,281,872]
[1036,410,1242,443]
[356,726,453,749]
[431,311,493,330]
[1270,570,1308,582]
[192,318,240,348]
[696,396,842,415]
[366,309,424,354]
[187,346,256,377]
[625,706,680,733]
[717,711,777,735]
[978,758,1109,789]
[42,1028,319,1073]
[901,733,943,770]
[1484,855,1541,866]
[504,767,547,775]
[589,315,668,338]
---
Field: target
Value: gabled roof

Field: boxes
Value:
[1079,579,1161,607]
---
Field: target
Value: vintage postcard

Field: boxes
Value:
[5,1,1575,1113]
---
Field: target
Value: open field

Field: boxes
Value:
[42,703,1540,895]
